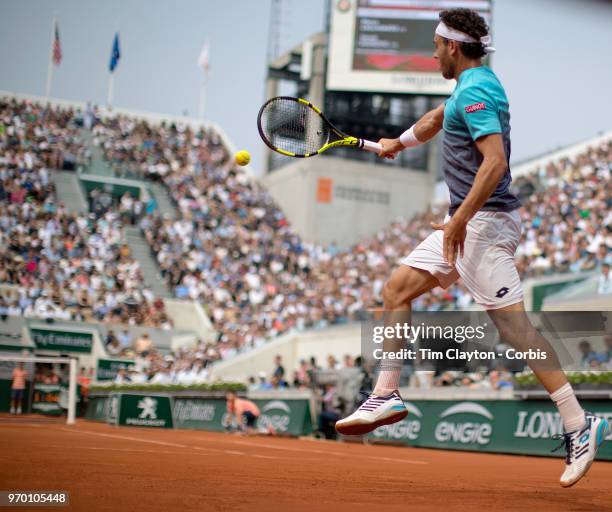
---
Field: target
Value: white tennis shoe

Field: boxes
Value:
[335,391,408,436]
[554,412,609,488]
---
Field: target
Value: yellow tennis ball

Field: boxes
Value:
[235,150,250,166]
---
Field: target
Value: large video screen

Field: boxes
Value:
[327,0,492,95]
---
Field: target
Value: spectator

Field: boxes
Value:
[128,365,148,384]
[36,365,59,385]
[317,383,343,440]
[105,330,121,353]
[118,329,132,350]
[327,355,340,370]
[342,354,355,369]
[257,372,272,390]
[0,297,7,321]
[134,332,153,356]
[489,366,513,390]
[150,364,173,384]
[247,375,258,392]
[77,367,91,416]
[604,335,612,364]
[114,367,130,384]
[597,264,612,294]
[272,355,285,381]
[578,340,606,367]
[269,374,287,390]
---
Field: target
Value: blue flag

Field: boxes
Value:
[109,33,121,73]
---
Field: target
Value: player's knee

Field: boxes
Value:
[382,279,408,310]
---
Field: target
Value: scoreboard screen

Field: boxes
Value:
[327,0,492,95]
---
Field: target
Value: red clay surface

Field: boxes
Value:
[1,415,611,512]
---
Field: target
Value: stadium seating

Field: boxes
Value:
[0,99,172,328]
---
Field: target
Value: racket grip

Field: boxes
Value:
[360,139,382,154]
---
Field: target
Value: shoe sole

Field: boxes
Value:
[560,419,609,488]
[335,409,408,436]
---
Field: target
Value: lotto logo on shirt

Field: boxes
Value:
[465,102,486,113]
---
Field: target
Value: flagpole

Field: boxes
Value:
[107,73,115,108]
[197,41,210,121]
[198,76,207,120]
[45,18,56,99]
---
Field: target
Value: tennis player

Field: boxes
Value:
[335,7,608,487]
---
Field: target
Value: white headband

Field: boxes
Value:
[435,21,496,54]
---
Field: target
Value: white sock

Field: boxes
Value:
[373,368,401,396]
[550,383,586,432]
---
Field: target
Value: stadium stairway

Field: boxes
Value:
[80,129,113,177]
[52,170,88,214]
[147,182,177,220]
[79,127,176,298]
[81,127,177,220]
[123,226,171,299]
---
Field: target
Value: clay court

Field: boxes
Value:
[1,415,611,512]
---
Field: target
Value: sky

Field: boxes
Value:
[0,0,610,173]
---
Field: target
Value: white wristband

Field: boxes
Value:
[399,125,422,148]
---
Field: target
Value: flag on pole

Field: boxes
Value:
[52,21,62,66]
[109,33,121,73]
[197,42,210,75]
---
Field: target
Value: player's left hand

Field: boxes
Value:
[431,218,467,266]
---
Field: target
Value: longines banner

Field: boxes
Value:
[370,399,612,460]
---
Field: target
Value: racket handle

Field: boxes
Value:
[360,139,382,154]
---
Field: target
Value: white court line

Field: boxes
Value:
[56,428,254,459]
[193,446,227,454]
[0,423,43,428]
[58,427,189,449]
[46,445,190,456]
[183,434,429,465]
[55,426,427,465]
[193,446,245,456]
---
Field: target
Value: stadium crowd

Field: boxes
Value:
[513,142,612,277]
[111,335,220,385]
[0,99,172,328]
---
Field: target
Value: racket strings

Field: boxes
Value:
[261,98,330,156]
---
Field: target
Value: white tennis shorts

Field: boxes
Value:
[401,209,523,310]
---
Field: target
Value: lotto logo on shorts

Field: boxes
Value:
[495,287,510,298]
[465,102,486,113]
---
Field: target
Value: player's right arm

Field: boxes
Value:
[378,103,445,158]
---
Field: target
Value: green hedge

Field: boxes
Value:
[90,382,246,393]
[514,371,612,388]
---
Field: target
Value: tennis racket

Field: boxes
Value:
[257,96,382,158]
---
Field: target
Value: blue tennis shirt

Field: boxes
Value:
[442,66,521,215]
